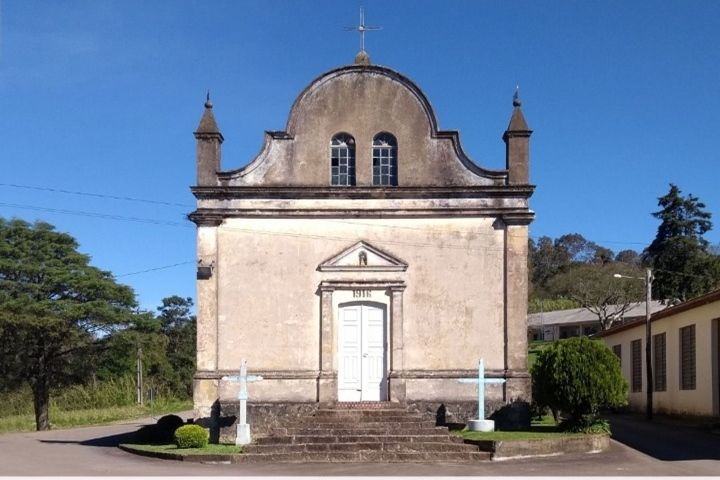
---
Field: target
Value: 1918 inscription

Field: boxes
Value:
[352,289,372,298]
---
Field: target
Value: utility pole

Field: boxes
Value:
[614,268,654,420]
[645,268,654,420]
[136,346,144,406]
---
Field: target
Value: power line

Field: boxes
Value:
[0,199,655,250]
[0,183,194,209]
[0,202,193,228]
[116,261,196,277]
[0,182,657,247]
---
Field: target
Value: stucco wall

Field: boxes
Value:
[207,216,505,402]
[221,67,505,187]
[191,63,533,420]
[602,301,720,416]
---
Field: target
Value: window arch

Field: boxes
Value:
[330,133,356,186]
[372,133,397,186]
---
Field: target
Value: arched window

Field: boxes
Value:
[330,133,356,186]
[372,133,397,186]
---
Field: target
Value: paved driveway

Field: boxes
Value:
[0,412,718,476]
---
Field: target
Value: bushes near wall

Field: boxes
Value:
[174,424,210,449]
[531,337,627,432]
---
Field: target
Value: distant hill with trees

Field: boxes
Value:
[529,184,720,330]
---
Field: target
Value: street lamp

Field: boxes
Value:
[614,268,654,420]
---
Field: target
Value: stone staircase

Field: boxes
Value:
[237,402,489,463]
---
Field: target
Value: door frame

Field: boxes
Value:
[317,280,406,403]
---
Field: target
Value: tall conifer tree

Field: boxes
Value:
[644,184,720,303]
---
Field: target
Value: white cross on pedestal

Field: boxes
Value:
[458,358,506,432]
[222,359,263,445]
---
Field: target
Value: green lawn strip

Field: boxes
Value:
[121,443,241,456]
[0,400,192,433]
[450,416,588,442]
[528,340,553,370]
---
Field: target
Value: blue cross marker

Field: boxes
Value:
[458,359,506,431]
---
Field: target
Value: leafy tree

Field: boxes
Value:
[592,246,615,265]
[157,296,196,397]
[547,263,645,330]
[644,184,720,303]
[615,249,641,265]
[95,313,172,386]
[0,218,136,430]
[555,233,597,263]
[529,236,571,292]
[97,296,196,398]
[532,337,627,432]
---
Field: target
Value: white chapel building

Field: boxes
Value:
[189,51,535,426]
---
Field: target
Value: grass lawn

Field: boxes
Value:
[451,415,589,442]
[528,340,553,370]
[121,443,242,456]
[0,399,192,434]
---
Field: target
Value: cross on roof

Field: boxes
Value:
[344,6,382,53]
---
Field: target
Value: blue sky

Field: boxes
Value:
[1,1,719,311]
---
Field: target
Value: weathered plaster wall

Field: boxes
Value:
[191,63,534,421]
[222,67,504,187]
[205,216,506,403]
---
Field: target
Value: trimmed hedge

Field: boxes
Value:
[532,337,627,432]
[133,414,185,444]
[174,424,209,449]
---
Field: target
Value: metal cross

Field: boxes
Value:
[344,6,382,52]
[222,359,263,445]
[458,358,506,421]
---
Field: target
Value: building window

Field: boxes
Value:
[372,133,397,186]
[631,339,642,393]
[653,332,666,392]
[680,325,696,390]
[331,133,356,186]
[612,344,622,361]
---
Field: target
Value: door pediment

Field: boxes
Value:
[318,241,408,272]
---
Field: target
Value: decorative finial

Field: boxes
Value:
[513,85,521,107]
[204,90,213,109]
[344,7,382,62]
[355,50,370,65]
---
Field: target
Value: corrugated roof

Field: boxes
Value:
[596,288,720,338]
[528,300,667,327]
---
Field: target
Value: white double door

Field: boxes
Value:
[338,303,388,402]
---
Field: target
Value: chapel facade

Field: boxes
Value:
[189,53,534,424]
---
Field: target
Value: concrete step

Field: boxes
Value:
[254,434,463,445]
[244,441,480,454]
[314,409,420,417]
[233,450,491,463]
[306,412,427,422]
[325,402,407,410]
[271,426,450,436]
[294,419,437,428]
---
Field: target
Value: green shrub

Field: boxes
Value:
[156,414,185,443]
[174,424,209,448]
[531,337,627,432]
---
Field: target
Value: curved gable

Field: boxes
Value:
[219,65,506,187]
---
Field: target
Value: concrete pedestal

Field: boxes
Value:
[236,424,251,445]
[468,419,495,432]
